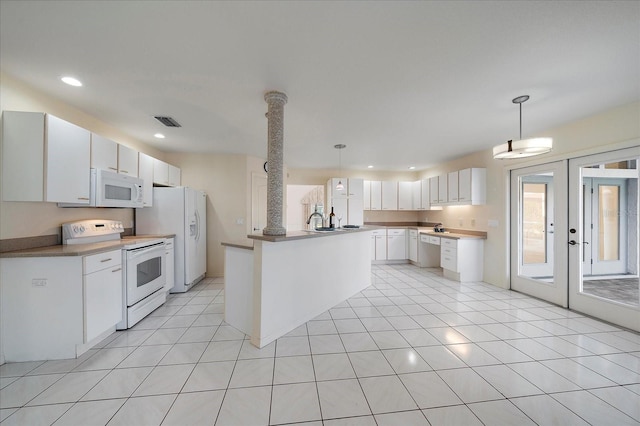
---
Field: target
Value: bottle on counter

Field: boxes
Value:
[329,207,335,228]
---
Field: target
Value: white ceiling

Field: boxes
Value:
[1,1,638,171]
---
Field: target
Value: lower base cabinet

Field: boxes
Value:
[1,250,125,361]
[440,238,484,282]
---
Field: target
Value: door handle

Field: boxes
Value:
[569,240,589,245]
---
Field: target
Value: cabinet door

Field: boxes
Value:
[363,180,371,210]
[90,134,118,171]
[138,153,154,207]
[84,264,123,342]
[371,234,376,260]
[347,196,364,226]
[421,179,430,209]
[387,235,407,260]
[165,241,175,293]
[370,181,382,210]
[448,171,459,202]
[412,181,422,210]
[381,181,398,210]
[375,234,387,260]
[437,174,447,203]
[429,177,439,204]
[168,164,181,186]
[398,182,413,210]
[153,159,169,185]
[409,231,418,262]
[46,115,91,203]
[458,168,471,202]
[118,145,139,177]
[347,178,363,199]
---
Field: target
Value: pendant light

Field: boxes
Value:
[493,95,553,159]
[334,144,346,190]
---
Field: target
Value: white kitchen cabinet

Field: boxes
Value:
[90,133,118,171]
[408,229,418,262]
[153,159,169,185]
[437,174,447,204]
[138,153,154,207]
[168,164,181,186]
[370,181,382,210]
[458,168,486,205]
[420,179,430,209]
[84,250,123,343]
[412,181,421,210]
[327,178,364,226]
[398,182,413,210]
[363,180,371,210]
[440,237,484,282]
[2,112,91,204]
[448,171,459,203]
[118,145,139,177]
[165,238,175,293]
[381,181,398,210]
[387,228,406,260]
[429,177,439,205]
[0,249,125,361]
[371,229,387,261]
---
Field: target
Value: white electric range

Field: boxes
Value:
[62,219,167,329]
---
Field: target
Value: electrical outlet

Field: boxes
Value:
[471,218,476,227]
[488,219,499,228]
[236,218,244,225]
[458,218,463,226]
[32,278,47,287]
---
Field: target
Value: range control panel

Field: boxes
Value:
[62,219,124,244]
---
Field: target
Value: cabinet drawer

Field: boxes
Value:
[420,234,429,243]
[371,229,386,236]
[441,246,457,258]
[84,249,121,274]
[409,229,418,237]
[441,253,458,271]
[427,236,441,245]
[441,238,457,249]
[388,229,406,236]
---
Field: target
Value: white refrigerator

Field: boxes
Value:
[136,187,207,293]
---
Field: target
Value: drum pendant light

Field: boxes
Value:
[493,95,553,159]
[334,144,346,190]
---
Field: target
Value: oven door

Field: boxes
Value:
[125,243,166,306]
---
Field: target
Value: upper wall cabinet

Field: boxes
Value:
[117,145,138,177]
[412,180,430,210]
[153,158,181,187]
[369,181,382,210]
[363,180,371,210]
[90,134,118,171]
[2,111,90,204]
[398,181,413,210]
[433,168,486,206]
[138,153,154,207]
[381,181,398,210]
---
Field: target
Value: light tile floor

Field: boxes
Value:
[1,264,639,425]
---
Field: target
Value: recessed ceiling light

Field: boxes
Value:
[408,166,416,170]
[154,133,165,139]
[367,165,374,169]
[61,76,82,87]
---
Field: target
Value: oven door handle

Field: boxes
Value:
[127,243,164,259]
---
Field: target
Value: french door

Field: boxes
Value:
[568,147,639,331]
[510,161,568,307]
[511,146,639,331]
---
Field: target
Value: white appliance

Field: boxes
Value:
[136,187,207,293]
[62,219,167,330]
[59,168,144,208]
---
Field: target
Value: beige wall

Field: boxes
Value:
[0,73,164,240]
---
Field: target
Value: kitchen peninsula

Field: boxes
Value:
[223,227,372,348]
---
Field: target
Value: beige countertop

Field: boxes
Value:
[247,226,376,243]
[0,234,175,258]
[418,230,486,240]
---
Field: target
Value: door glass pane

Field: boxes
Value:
[522,183,547,264]
[598,185,619,261]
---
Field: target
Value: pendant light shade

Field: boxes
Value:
[335,144,346,190]
[493,95,552,160]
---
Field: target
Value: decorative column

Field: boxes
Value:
[263,91,288,236]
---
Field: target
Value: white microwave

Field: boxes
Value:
[59,168,144,208]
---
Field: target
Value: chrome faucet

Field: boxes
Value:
[306,205,324,227]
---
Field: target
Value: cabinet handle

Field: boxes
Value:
[120,170,129,174]
[108,167,117,171]
[100,258,112,263]
[111,267,122,273]
[77,197,89,200]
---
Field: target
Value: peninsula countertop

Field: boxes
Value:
[247,226,377,243]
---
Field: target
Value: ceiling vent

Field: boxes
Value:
[154,116,182,127]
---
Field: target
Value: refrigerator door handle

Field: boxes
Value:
[194,210,200,241]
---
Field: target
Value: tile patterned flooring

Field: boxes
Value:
[1,264,639,425]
